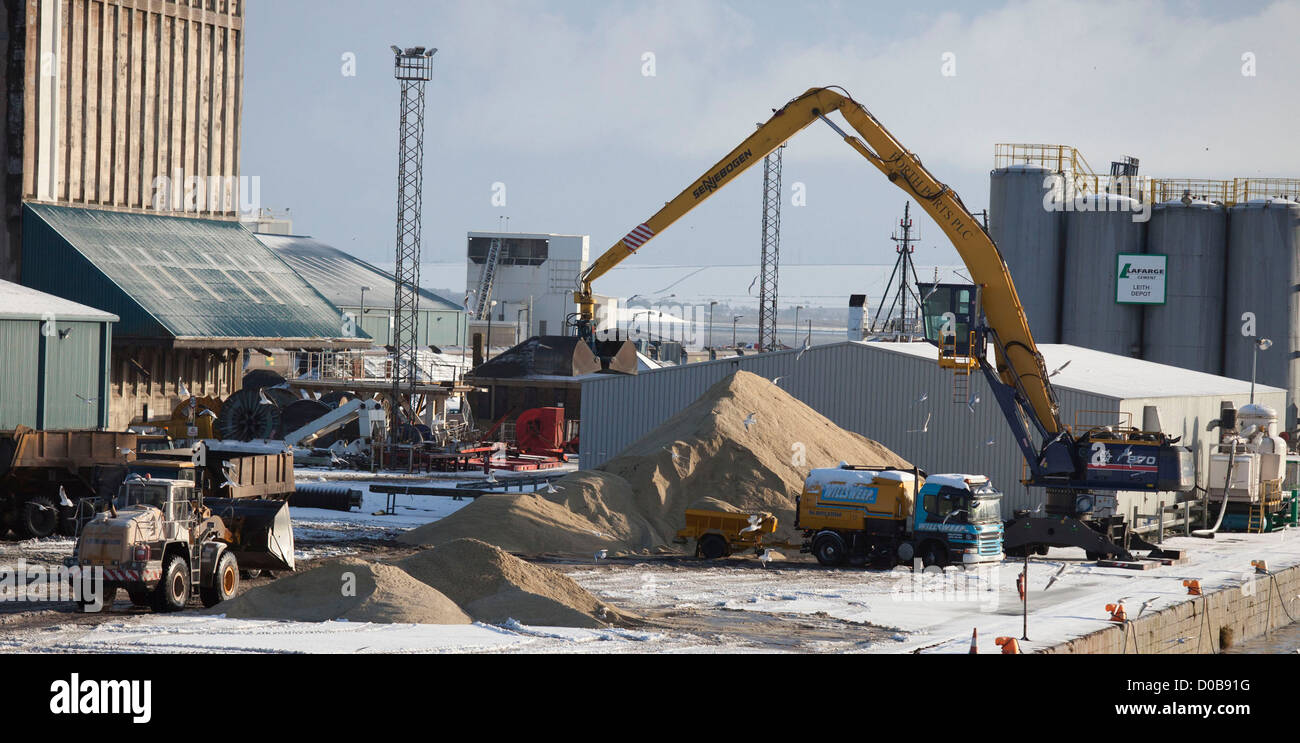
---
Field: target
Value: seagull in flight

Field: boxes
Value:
[967,394,980,413]
[1048,360,1072,378]
[743,413,758,431]
[594,549,608,564]
[739,514,764,534]
[258,388,274,406]
[178,379,191,398]
[542,481,563,494]
[58,486,74,508]
[795,338,811,362]
[909,412,932,434]
[914,392,929,404]
[75,394,98,405]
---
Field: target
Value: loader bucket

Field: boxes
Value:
[205,497,295,572]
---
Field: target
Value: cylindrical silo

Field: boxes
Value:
[1223,197,1300,428]
[1060,194,1146,356]
[1142,198,1228,374]
[989,164,1064,343]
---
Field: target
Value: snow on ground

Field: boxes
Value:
[567,529,1300,653]
[6,615,730,654]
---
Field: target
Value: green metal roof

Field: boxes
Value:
[22,204,369,347]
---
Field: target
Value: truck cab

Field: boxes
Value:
[912,474,1005,566]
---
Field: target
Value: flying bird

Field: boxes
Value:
[116,446,134,456]
[58,486,73,508]
[258,388,273,406]
[909,412,932,434]
[967,394,981,413]
[75,394,98,405]
[1044,564,1068,591]
[743,413,758,431]
[795,338,811,362]
[198,409,217,419]
[542,481,563,494]
[914,392,929,404]
[178,379,191,398]
[1048,360,1072,378]
[771,376,786,386]
[747,274,759,295]
[594,549,608,563]
[758,549,776,568]
[58,327,73,340]
[985,439,996,446]
[739,514,764,534]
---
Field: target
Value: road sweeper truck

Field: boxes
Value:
[796,465,1004,567]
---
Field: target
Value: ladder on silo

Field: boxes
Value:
[474,237,504,321]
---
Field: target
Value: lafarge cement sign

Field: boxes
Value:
[1116,254,1167,305]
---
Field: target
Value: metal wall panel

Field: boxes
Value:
[0,319,40,428]
[40,319,101,429]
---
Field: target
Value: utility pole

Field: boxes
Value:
[757,144,785,352]
[870,202,923,340]
[389,44,436,442]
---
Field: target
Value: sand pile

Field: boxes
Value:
[207,558,472,624]
[396,538,619,628]
[402,370,910,554]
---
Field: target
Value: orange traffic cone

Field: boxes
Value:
[995,636,1021,654]
[1105,602,1128,623]
[1183,579,1202,596]
[969,628,979,654]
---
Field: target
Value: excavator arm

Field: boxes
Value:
[575,86,1062,435]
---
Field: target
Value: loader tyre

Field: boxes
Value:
[78,586,117,613]
[20,494,59,539]
[153,555,190,612]
[201,551,240,608]
[240,569,263,579]
[813,532,848,567]
[698,534,728,560]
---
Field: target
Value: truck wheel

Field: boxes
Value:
[240,569,263,579]
[698,534,728,560]
[153,555,190,612]
[813,532,848,567]
[921,541,948,568]
[201,552,240,608]
[126,586,152,607]
[78,586,117,613]
[19,494,59,539]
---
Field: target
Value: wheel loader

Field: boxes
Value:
[68,473,295,612]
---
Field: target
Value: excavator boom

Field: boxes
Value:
[575,87,1061,435]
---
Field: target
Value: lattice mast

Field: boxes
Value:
[390,45,436,441]
[757,144,785,352]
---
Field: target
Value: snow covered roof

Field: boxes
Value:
[865,341,1280,400]
[0,279,118,322]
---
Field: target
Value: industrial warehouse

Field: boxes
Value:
[1,3,1299,714]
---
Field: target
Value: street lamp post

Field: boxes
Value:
[732,315,743,348]
[793,305,802,348]
[707,301,718,350]
[1251,337,1273,403]
[486,300,499,359]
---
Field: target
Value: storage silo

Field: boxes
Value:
[989,164,1064,342]
[1142,199,1228,374]
[1223,197,1300,427]
[1060,195,1146,356]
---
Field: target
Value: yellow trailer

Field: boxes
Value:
[676,509,780,559]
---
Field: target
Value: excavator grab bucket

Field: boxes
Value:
[205,497,295,572]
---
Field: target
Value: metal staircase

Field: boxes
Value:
[474,237,504,321]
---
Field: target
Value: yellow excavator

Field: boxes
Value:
[571,86,1194,560]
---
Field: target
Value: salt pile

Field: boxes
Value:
[397,538,620,628]
[400,370,910,554]
[207,558,471,624]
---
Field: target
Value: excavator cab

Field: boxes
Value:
[918,283,982,369]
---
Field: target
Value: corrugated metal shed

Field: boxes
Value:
[257,233,466,347]
[579,341,1286,516]
[21,204,368,348]
[0,279,115,430]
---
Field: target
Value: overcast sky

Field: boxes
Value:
[241,0,1299,295]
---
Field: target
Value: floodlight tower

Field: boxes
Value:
[757,144,785,352]
[389,44,436,442]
